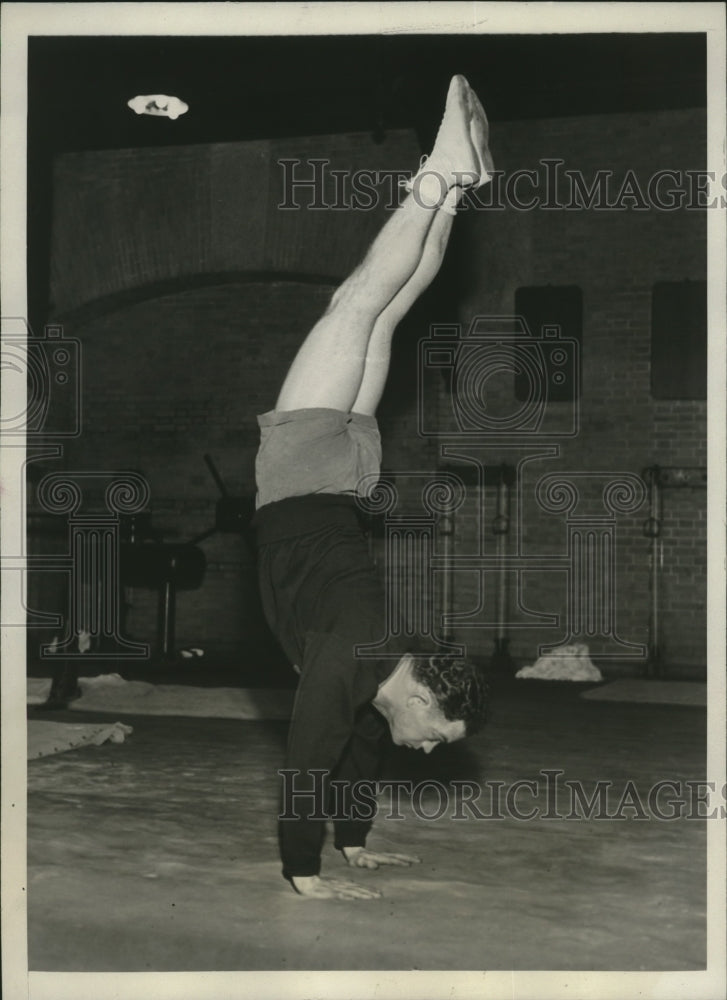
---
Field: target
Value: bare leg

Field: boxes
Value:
[351,193,461,416]
[275,193,442,412]
[274,75,491,414]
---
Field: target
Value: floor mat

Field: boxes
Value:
[26,697,708,972]
[581,679,706,707]
[27,674,295,720]
[27,720,133,760]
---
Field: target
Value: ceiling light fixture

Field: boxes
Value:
[127,94,189,120]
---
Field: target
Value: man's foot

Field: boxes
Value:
[405,75,494,204]
[466,83,495,189]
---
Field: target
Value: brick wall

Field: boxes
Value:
[42,278,446,662]
[30,129,430,663]
[31,111,708,673]
[433,108,708,673]
[57,280,335,659]
[48,131,420,315]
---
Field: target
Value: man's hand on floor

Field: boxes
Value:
[290,875,382,900]
[341,846,421,869]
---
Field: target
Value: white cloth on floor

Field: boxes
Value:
[516,643,603,682]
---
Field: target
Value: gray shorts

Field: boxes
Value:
[255,408,382,509]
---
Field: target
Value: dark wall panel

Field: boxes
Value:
[651,280,707,400]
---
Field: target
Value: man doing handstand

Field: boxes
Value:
[253,75,493,900]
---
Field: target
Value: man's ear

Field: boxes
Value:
[407,686,432,709]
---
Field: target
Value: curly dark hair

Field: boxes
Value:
[410,655,489,736]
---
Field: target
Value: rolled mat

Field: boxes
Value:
[27,674,295,720]
[28,721,133,760]
[581,679,706,707]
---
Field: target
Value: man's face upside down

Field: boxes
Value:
[385,697,466,753]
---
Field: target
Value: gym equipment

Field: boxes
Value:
[121,454,254,660]
[355,470,466,658]
[359,464,518,667]
[120,536,206,661]
[438,461,516,671]
[490,464,516,672]
[642,465,707,678]
[188,454,255,545]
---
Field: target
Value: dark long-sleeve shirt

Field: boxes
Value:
[253,494,401,879]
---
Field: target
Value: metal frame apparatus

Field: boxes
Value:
[642,465,707,678]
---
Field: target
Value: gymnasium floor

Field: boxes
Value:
[25,677,707,973]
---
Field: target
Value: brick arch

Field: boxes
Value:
[47,132,420,317]
[58,278,336,659]
[51,271,341,329]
